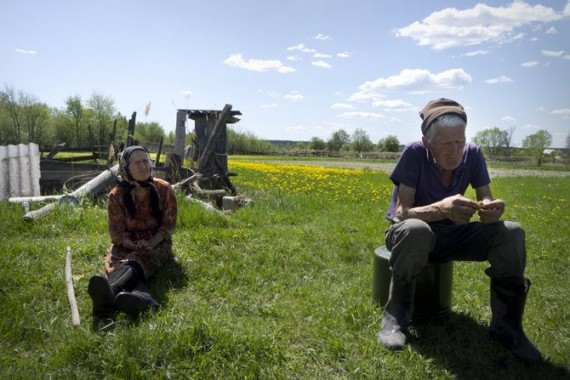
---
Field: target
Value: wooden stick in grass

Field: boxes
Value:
[65,246,81,326]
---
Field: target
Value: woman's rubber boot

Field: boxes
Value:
[115,289,160,318]
[377,274,415,350]
[489,277,542,363]
[87,275,115,318]
[87,263,142,318]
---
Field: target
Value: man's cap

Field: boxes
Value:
[420,98,467,135]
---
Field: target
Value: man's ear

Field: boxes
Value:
[422,135,428,147]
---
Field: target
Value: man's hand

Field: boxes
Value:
[477,198,505,224]
[440,194,479,224]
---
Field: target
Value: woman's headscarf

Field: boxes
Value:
[117,145,162,223]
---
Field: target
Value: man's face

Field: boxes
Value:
[423,126,466,171]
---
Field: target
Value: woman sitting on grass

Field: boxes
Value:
[88,145,177,318]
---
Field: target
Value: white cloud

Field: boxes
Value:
[313,53,332,59]
[15,48,37,54]
[395,2,564,50]
[313,33,332,41]
[331,103,353,110]
[372,98,414,110]
[502,115,516,121]
[545,26,557,34]
[337,111,384,119]
[262,103,278,109]
[358,68,472,93]
[286,55,302,61]
[286,43,317,54]
[463,49,489,57]
[284,91,304,102]
[337,51,352,58]
[542,49,565,57]
[312,60,332,69]
[521,61,539,67]
[485,75,513,84]
[223,53,295,73]
[552,108,570,119]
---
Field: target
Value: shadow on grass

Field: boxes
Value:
[91,254,189,332]
[410,312,570,379]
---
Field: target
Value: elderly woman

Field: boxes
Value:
[88,145,177,318]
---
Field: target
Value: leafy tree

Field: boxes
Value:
[473,127,508,159]
[135,122,165,144]
[310,136,326,150]
[227,128,273,154]
[503,126,516,158]
[351,128,374,153]
[1,85,24,143]
[52,109,75,146]
[64,95,85,147]
[328,129,350,152]
[21,97,50,144]
[87,92,115,147]
[522,129,552,166]
[378,135,400,152]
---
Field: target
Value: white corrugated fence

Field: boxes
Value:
[0,143,41,200]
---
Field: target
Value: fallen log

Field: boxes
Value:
[8,195,64,203]
[185,194,224,215]
[23,164,119,220]
[171,173,202,190]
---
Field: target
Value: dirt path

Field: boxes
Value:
[258,160,570,178]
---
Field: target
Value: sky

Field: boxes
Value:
[1,0,569,148]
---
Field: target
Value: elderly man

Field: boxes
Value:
[377,98,541,363]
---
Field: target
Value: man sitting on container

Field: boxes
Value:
[377,98,541,363]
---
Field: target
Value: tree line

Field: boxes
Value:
[1,85,567,165]
[0,85,176,150]
[305,129,401,153]
[473,126,568,166]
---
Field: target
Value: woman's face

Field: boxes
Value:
[128,150,152,182]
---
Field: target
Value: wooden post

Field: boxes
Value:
[46,143,66,160]
[127,112,137,147]
[155,136,163,167]
[168,110,187,181]
[65,246,81,326]
[88,124,96,162]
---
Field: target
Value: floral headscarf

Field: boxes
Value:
[117,145,162,223]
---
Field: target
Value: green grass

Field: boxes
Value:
[0,158,569,379]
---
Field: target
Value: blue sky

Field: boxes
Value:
[2,0,569,147]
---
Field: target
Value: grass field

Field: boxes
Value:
[1,157,569,379]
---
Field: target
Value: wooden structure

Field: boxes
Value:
[173,105,241,200]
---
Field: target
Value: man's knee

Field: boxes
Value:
[386,219,435,252]
[486,221,527,278]
[386,219,435,281]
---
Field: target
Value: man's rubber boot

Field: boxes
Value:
[377,273,415,350]
[489,277,542,363]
